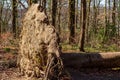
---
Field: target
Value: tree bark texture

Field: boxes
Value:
[79,0,87,52]
[12,0,17,38]
[62,52,120,68]
[0,3,2,37]
[112,0,116,26]
[68,0,75,44]
[52,0,58,27]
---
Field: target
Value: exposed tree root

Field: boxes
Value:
[18,3,71,80]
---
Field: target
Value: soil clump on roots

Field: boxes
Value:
[18,3,71,80]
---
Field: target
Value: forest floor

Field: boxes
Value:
[0,48,120,80]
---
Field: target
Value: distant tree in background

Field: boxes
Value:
[112,0,116,26]
[108,0,111,24]
[0,1,2,37]
[0,0,120,52]
[12,0,17,38]
[52,0,58,27]
[86,0,91,43]
[68,0,75,44]
[79,0,87,52]
[75,0,79,29]
[118,0,120,36]
[57,0,62,34]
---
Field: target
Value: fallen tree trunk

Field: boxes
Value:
[62,52,120,68]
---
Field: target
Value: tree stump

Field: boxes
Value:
[18,4,71,80]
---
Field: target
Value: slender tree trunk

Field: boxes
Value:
[0,2,2,37]
[47,0,52,21]
[96,0,101,15]
[86,0,91,43]
[12,0,17,38]
[75,0,78,29]
[104,0,108,39]
[112,0,116,26]
[118,0,120,36]
[79,0,87,52]
[80,0,83,29]
[52,0,58,27]
[93,0,97,34]
[57,0,61,34]
[108,0,111,23]
[68,0,75,44]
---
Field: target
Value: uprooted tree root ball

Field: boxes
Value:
[18,4,71,80]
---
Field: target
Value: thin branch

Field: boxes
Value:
[18,0,27,9]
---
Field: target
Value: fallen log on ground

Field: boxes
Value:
[62,52,120,68]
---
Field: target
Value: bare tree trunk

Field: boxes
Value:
[96,0,101,15]
[0,2,2,37]
[68,0,75,44]
[112,0,116,26]
[12,0,17,38]
[75,0,78,29]
[79,0,87,52]
[52,0,58,27]
[86,0,91,43]
[104,0,108,39]
[108,0,111,23]
[47,0,52,22]
[118,0,120,36]
[79,0,83,29]
[57,0,62,34]
[93,0,97,34]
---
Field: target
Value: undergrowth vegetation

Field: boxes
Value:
[60,30,120,52]
[0,30,120,53]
